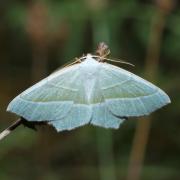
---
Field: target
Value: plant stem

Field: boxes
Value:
[0,118,22,141]
[127,4,171,180]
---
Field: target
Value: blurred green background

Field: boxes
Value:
[0,0,179,180]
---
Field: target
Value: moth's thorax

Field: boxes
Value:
[81,54,99,65]
[80,54,100,74]
[80,54,100,103]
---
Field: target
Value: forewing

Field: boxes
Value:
[7,64,91,130]
[99,63,171,117]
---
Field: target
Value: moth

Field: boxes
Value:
[5,43,171,133]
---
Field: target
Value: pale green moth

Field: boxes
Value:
[7,43,171,132]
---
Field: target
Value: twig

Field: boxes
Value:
[0,118,22,141]
[127,2,172,180]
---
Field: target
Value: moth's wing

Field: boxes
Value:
[7,64,92,131]
[87,75,124,129]
[48,104,91,131]
[98,63,170,117]
[91,103,125,129]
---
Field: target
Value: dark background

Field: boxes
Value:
[0,0,179,180]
